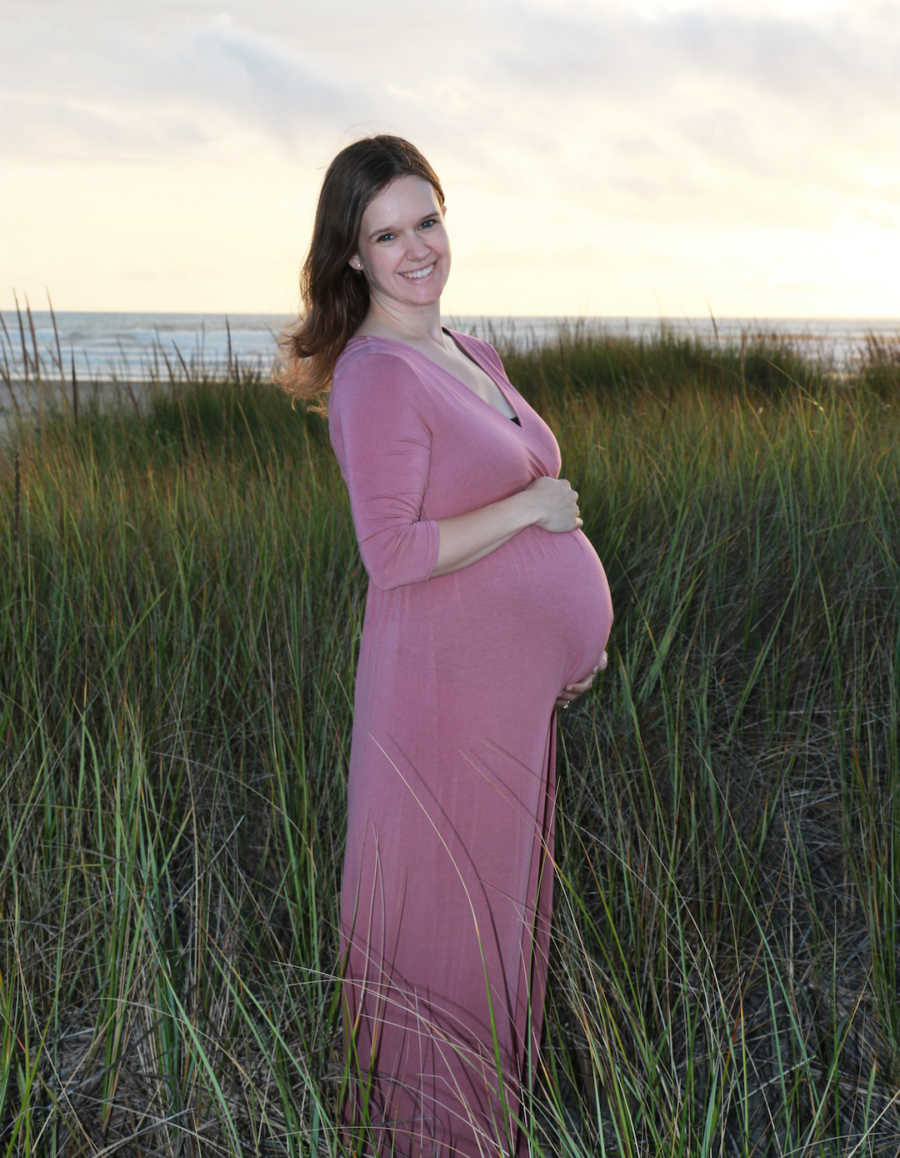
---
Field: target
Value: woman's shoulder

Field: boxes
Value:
[334,336,427,383]
[331,338,435,421]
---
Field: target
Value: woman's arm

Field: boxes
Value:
[432,476,582,577]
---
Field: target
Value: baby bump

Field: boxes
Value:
[516,526,612,679]
[455,525,613,687]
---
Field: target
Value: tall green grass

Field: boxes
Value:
[1,327,898,1156]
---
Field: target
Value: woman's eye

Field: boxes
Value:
[420,218,437,229]
[376,232,394,243]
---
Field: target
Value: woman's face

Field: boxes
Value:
[350,175,450,314]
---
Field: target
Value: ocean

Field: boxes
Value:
[2,310,898,385]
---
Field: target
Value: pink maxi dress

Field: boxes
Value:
[329,330,613,1157]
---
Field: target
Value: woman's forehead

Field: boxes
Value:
[362,176,441,228]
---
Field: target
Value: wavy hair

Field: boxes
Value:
[274,135,445,406]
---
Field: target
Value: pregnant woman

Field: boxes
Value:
[277,136,613,1157]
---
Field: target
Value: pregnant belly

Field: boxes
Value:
[462,525,614,687]
[362,525,613,738]
[513,525,612,679]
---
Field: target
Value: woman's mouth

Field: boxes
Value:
[400,263,436,281]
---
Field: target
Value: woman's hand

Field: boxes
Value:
[433,475,582,577]
[525,476,582,533]
[556,651,608,710]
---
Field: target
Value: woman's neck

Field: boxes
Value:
[356,299,445,349]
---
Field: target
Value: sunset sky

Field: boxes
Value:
[3,0,898,318]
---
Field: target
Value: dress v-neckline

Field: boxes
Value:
[345,330,522,425]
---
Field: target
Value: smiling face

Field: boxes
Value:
[349,174,450,320]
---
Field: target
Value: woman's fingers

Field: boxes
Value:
[555,675,593,708]
[566,652,609,691]
[527,476,583,532]
[555,651,610,708]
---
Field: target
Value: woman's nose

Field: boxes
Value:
[405,232,430,258]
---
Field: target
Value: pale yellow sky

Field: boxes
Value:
[2,0,898,317]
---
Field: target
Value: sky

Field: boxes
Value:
[2,0,898,318]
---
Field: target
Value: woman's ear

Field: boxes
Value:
[349,255,364,272]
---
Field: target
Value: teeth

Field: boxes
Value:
[401,264,434,280]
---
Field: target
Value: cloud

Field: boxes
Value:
[431,2,900,230]
[1,93,214,163]
[496,3,898,111]
[176,14,357,144]
[0,6,381,162]
[7,3,895,162]
[2,1,898,235]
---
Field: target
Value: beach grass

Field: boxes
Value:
[1,320,898,1156]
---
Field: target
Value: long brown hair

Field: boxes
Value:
[274,135,445,405]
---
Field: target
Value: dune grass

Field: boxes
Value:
[1,325,898,1156]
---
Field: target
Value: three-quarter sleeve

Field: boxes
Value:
[329,352,440,590]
